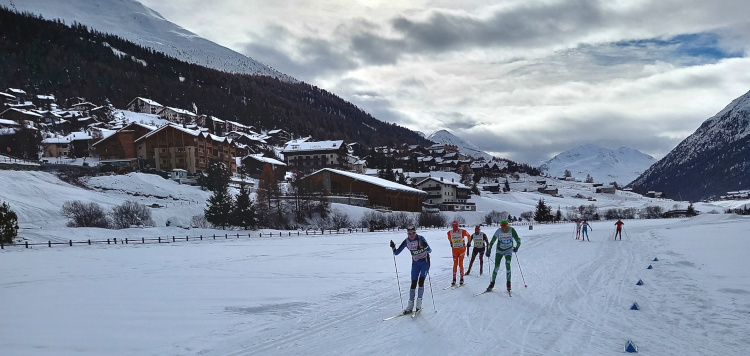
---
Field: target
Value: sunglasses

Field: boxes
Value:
[407,231,416,235]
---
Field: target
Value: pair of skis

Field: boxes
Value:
[474,289,512,297]
[443,283,465,290]
[383,308,422,321]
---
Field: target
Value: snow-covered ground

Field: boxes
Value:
[1,170,749,355]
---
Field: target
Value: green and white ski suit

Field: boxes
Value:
[487,227,521,283]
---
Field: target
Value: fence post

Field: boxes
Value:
[142,237,145,243]
[48,241,52,247]
[69,240,72,246]
[186,236,189,242]
[125,238,128,244]
[225,234,228,239]
[26,241,29,248]
[114,238,117,245]
[107,239,110,245]
[279,232,282,237]
[173,236,176,242]
[236,234,239,239]
[200,235,203,241]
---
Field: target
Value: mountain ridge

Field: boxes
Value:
[427,130,493,160]
[536,143,656,185]
[0,0,294,81]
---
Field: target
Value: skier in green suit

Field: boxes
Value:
[485,219,521,292]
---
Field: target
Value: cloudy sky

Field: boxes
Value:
[128,1,750,162]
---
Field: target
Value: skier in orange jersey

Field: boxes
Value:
[447,220,470,286]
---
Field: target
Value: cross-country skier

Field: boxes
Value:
[575,220,582,239]
[390,226,431,314]
[581,220,592,241]
[465,225,489,276]
[447,220,470,285]
[485,219,521,292]
[614,219,624,240]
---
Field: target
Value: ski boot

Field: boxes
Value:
[465,270,471,276]
[460,278,465,285]
[486,281,495,292]
[415,298,423,312]
[451,278,456,286]
[403,299,414,315]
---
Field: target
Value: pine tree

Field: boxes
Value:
[0,201,19,245]
[686,202,697,217]
[534,198,553,222]
[204,160,232,229]
[232,175,257,229]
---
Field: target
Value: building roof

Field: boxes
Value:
[130,97,163,107]
[311,168,426,195]
[283,140,344,153]
[243,154,286,166]
[415,176,470,189]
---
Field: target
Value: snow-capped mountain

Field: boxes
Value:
[536,143,656,185]
[629,89,750,201]
[427,130,493,160]
[0,0,294,81]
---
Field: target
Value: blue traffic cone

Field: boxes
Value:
[647,265,653,269]
[630,302,640,310]
[653,257,659,261]
[636,279,644,285]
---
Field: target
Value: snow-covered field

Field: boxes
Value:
[1,170,749,355]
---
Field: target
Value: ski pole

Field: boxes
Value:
[392,253,404,310]
[514,251,528,288]
[427,272,436,312]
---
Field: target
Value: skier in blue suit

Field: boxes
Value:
[391,226,431,314]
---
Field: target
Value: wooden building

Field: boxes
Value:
[92,122,155,160]
[134,124,243,174]
[302,168,426,212]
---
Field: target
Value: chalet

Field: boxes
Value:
[538,185,559,195]
[240,154,287,178]
[92,122,155,160]
[282,140,349,173]
[646,191,663,198]
[36,94,56,110]
[225,131,266,152]
[596,186,617,194]
[31,110,62,125]
[224,120,254,134]
[71,102,97,115]
[6,88,26,104]
[42,132,93,158]
[157,106,197,124]
[133,124,243,174]
[416,177,476,211]
[265,129,292,146]
[126,97,165,115]
[301,168,426,212]
[0,108,43,125]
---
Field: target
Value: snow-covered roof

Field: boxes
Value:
[8,88,26,95]
[2,108,42,117]
[283,140,344,153]
[162,106,197,117]
[0,118,20,126]
[415,176,470,189]
[312,168,426,195]
[133,97,163,107]
[37,95,56,101]
[1,92,16,99]
[243,154,286,166]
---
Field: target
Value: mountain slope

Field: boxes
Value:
[427,130,493,160]
[537,144,656,185]
[0,0,293,81]
[629,89,750,200]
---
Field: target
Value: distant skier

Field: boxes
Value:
[575,220,582,239]
[486,219,521,292]
[390,226,432,314]
[465,225,489,276]
[447,220,470,285]
[614,219,624,240]
[581,220,592,241]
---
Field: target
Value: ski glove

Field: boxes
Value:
[390,240,396,249]
[485,250,491,258]
[513,247,518,253]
